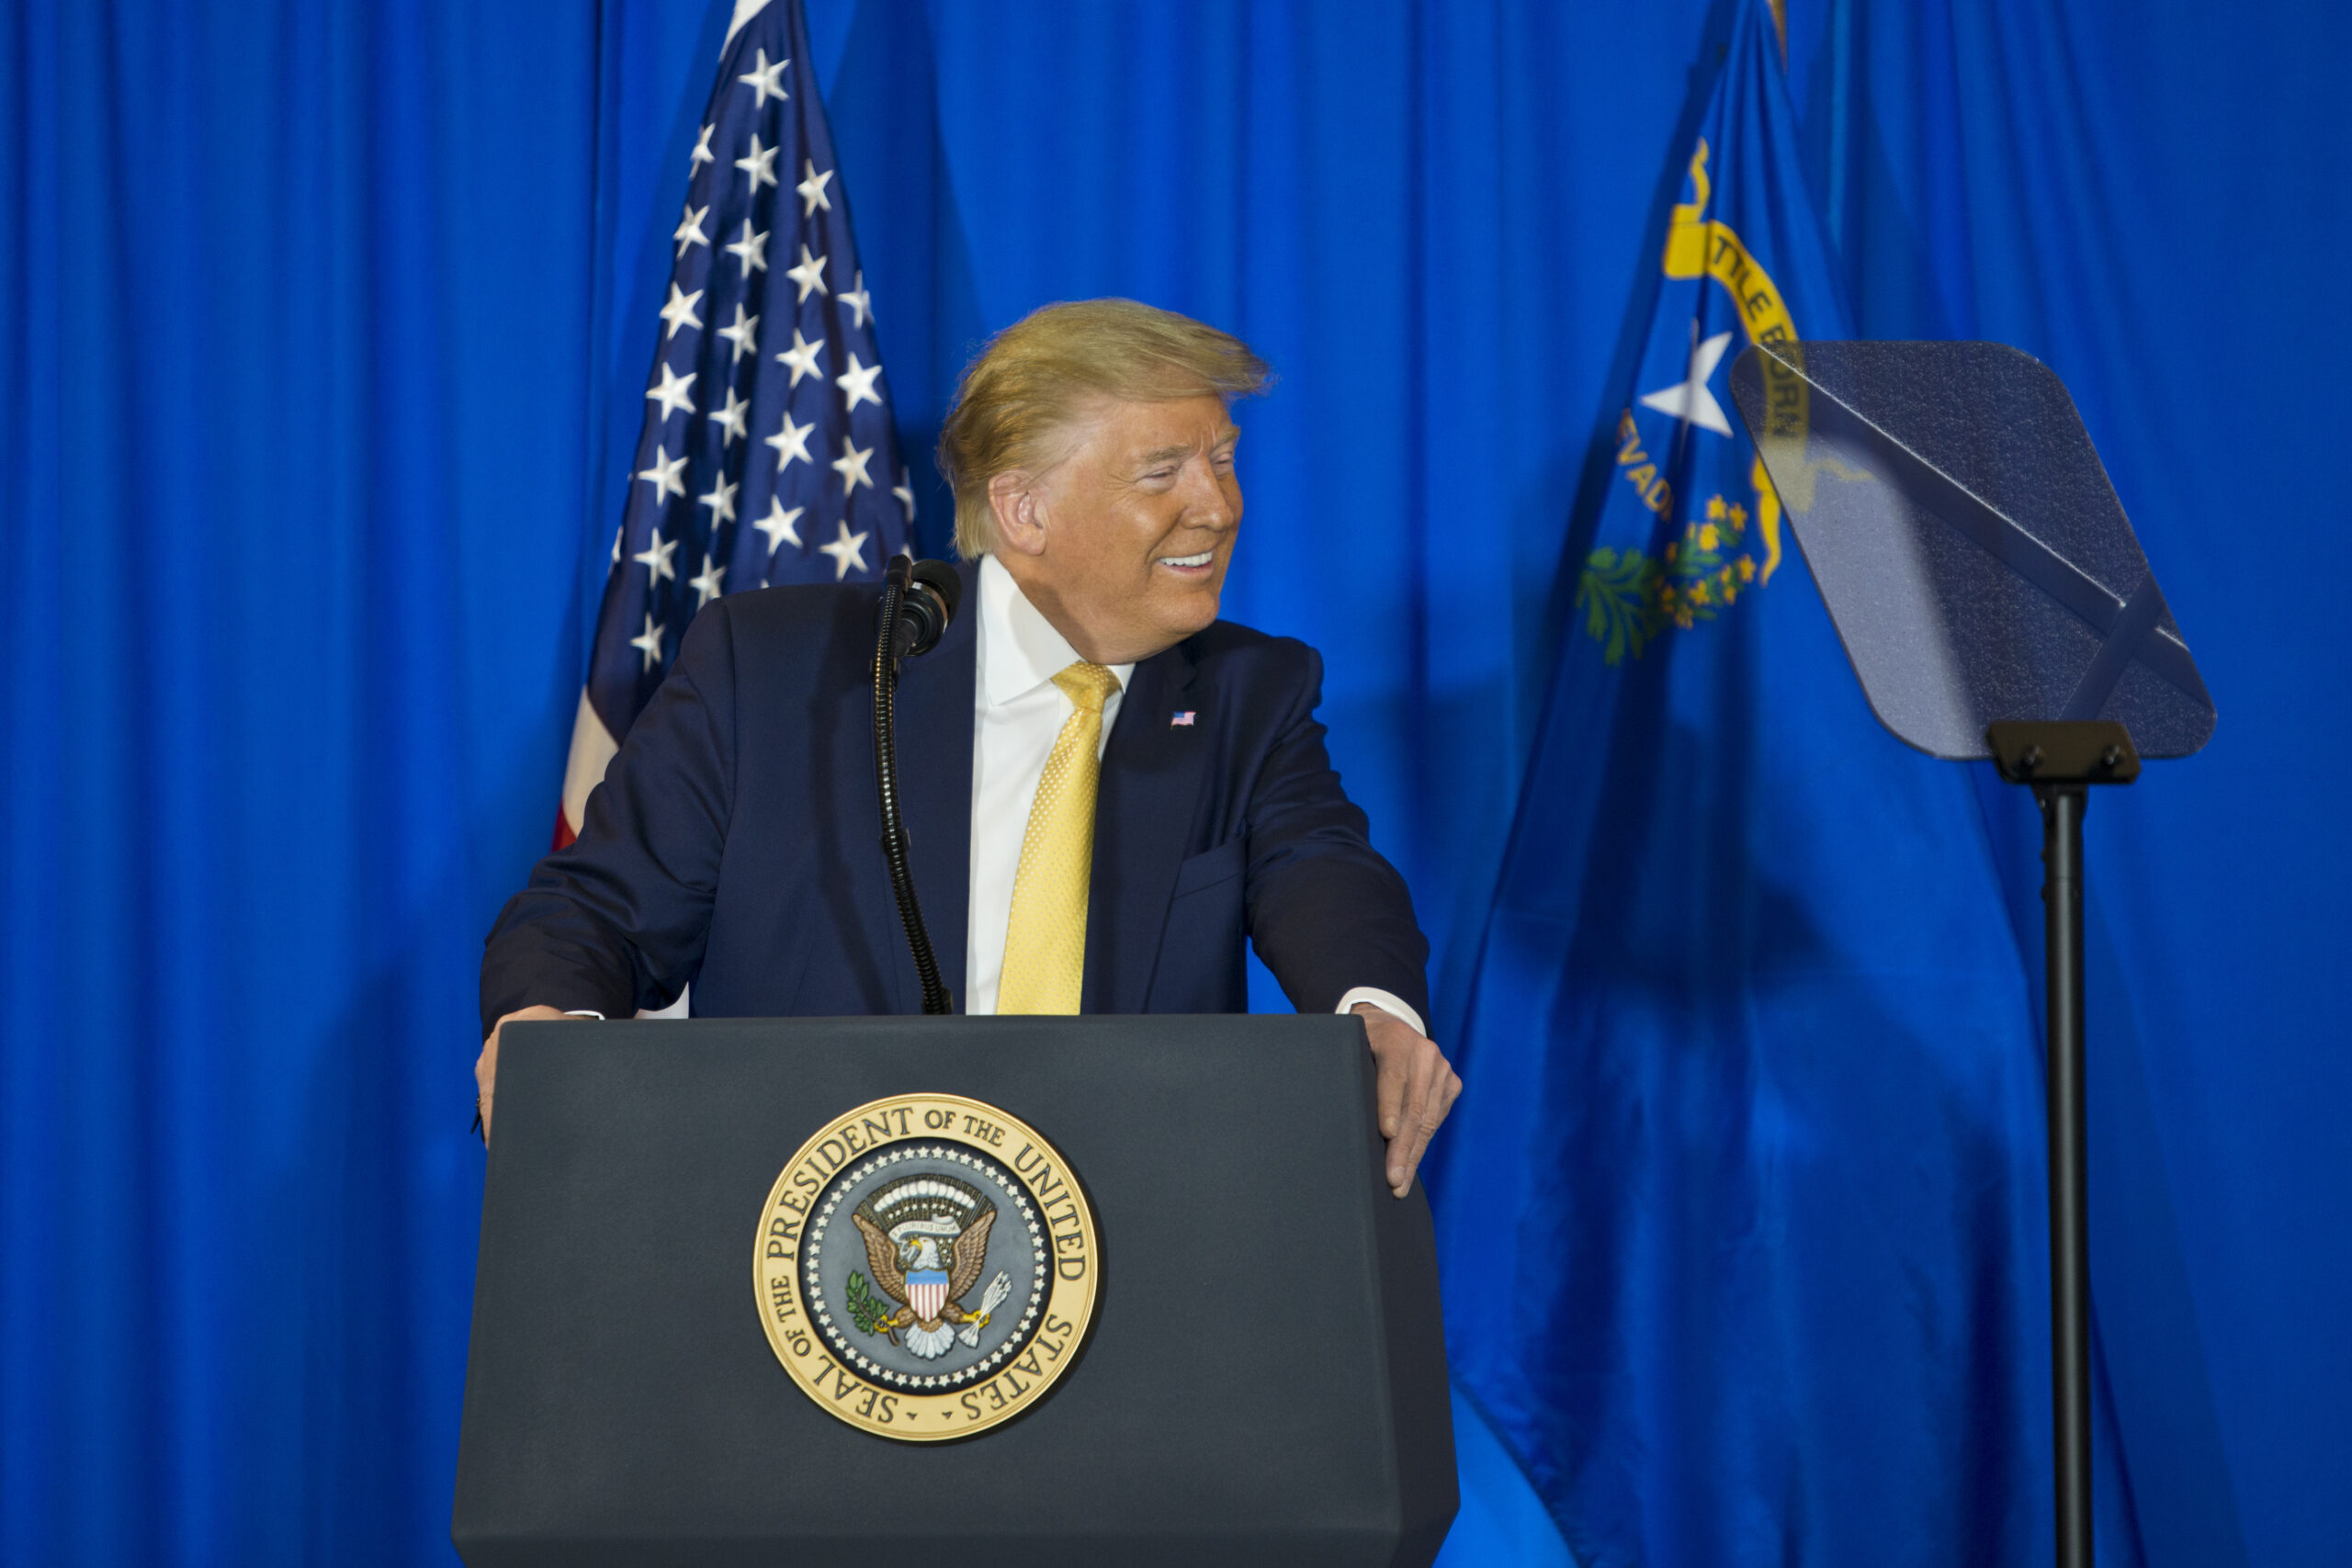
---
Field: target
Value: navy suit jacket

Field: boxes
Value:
[480,564,1429,1035]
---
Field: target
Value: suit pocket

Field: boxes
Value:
[1169,835,1246,900]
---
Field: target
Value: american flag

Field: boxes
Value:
[556,0,912,847]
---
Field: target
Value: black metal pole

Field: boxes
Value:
[2040,783,2092,1568]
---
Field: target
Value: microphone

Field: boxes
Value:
[872,554,957,1015]
[886,553,961,660]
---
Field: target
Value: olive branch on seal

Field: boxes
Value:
[845,1270,895,1340]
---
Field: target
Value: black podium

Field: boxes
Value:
[453,1014,1457,1567]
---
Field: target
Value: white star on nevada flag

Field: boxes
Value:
[1637,325,1736,438]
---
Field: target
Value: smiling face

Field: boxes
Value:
[987,394,1241,666]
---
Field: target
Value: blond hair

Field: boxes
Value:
[935,299,1272,558]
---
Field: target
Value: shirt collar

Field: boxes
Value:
[978,552,1135,708]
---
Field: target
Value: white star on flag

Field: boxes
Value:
[697,473,740,526]
[836,353,883,412]
[634,526,681,584]
[689,123,715,174]
[797,160,833,217]
[689,553,728,609]
[785,243,828,302]
[775,329,824,385]
[637,446,687,502]
[712,386,751,445]
[718,303,759,364]
[767,411,815,469]
[818,520,869,580]
[735,131,778,194]
[1637,325,1736,438]
[646,363,696,422]
[737,49,789,108]
[629,613,666,672]
[831,434,874,494]
[839,271,872,330]
[892,470,916,520]
[659,283,704,340]
[755,498,804,555]
[725,219,768,276]
[673,203,709,259]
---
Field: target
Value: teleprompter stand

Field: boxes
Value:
[1991,718,2138,1568]
[1732,341,2214,1568]
[453,1015,1457,1568]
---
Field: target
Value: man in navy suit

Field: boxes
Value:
[478,299,1459,1194]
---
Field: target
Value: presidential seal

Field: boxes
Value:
[753,1093,1098,1440]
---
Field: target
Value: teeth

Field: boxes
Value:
[1159,550,1213,568]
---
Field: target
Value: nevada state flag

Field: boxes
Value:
[1429,2,2138,1563]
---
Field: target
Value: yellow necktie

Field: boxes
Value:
[998,661,1123,1014]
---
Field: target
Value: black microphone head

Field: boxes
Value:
[910,557,962,622]
[888,556,959,660]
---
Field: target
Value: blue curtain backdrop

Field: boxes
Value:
[2,2,2344,1564]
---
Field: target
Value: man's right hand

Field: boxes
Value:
[476,1006,577,1142]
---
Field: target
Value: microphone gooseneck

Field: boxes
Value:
[873,553,956,1015]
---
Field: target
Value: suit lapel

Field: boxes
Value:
[1086,639,1210,1013]
[885,560,978,1013]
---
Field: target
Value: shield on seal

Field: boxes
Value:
[906,1269,949,1324]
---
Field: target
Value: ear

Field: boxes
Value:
[988,470,1047,558]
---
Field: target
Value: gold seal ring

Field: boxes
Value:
[753,1093,1098,1440]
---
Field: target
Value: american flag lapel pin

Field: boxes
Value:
[1170,710,1196,727]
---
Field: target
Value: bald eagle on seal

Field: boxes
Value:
[852,1181,1006,1359]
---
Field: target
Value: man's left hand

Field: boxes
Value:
[1354,1003,1462,1198]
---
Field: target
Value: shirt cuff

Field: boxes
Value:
[562,1010,605,1020]
[1335,987,1426,1039]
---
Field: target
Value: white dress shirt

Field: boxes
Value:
[963,554,1425,1035]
